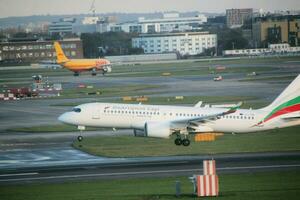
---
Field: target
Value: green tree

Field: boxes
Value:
[80,32,143,58]
[209,27,249,55]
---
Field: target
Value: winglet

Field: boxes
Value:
[194,101,203,107]
[224,101,242,114]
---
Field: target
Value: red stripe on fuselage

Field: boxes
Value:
[263,103,300,123]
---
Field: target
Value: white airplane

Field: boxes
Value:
[58,75,300,146]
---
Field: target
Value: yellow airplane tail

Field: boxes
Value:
[54,41,69,63]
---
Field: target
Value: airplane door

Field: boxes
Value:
[92,109,100,119]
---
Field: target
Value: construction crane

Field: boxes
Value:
[89,0,96,17]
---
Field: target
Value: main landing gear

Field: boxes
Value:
[174,135,190,146]
[91,68,97,76]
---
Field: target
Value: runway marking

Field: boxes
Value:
[0,172,38,177]
[1,164,300,182]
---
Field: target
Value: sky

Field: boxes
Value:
[0,0,299,18]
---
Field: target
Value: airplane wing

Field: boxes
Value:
[170,102,242,128]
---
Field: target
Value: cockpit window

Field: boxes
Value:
[72,108,81,113]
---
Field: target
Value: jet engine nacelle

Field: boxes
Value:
[144,122,172,138]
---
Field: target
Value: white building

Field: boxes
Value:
[82,17,100,25]
[111,13,207,33]
[132,32,217,55]
[49,19,75,35]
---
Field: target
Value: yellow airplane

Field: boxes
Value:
[54,41,111,76]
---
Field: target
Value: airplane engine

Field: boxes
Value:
[103,66,112,73]
[144,122,172,138]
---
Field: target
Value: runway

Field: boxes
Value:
[1,151,300,184]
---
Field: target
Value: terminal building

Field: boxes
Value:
[132,32,217,56]
[0,38,83,64]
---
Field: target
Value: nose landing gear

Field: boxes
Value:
[77,135,83,142]
[77,125,86,142]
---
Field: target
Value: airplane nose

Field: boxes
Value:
[58,112,73,124]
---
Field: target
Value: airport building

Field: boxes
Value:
[0,38,83,63]
[132,32,217,55]
[110,13,207,33]
[226,8,253,28]
[252,15,300,47]
[223,43,300,56]
[48,18,76,35]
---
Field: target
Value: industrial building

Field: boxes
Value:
[132,31,217,56]
[226,8,253,28]
[0,38,83,64]
[252,15,300,47]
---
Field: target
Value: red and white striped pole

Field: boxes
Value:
[196,160,219,197]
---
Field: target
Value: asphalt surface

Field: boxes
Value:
[0,151,299,184]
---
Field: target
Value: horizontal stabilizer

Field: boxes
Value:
[281,113,300,120]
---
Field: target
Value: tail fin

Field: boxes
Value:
[258,75,300,123]
[54,41,69,63]
[262,75,300,111]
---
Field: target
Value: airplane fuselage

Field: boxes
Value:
[59,102,300,134]
[61,59,110,72]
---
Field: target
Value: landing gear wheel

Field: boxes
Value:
[77,135,83,142]
[182,139,190,146]
[92,68,97,76]
[174,138,182,146]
